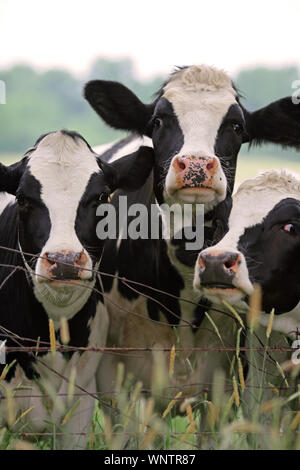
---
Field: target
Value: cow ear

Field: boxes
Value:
[98,146,154,193]
[84,80,155,136]
[0,159,27,195]
[243,98,300,148]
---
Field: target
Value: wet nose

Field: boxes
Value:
[198,250,241,287]
[173,155,218,187]
[43,250,88,280]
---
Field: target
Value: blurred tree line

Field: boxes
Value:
[0,58,299,159]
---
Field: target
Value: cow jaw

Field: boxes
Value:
[33,277,95,322]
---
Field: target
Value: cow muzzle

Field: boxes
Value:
[38,249,92,283]
[165,154,226,204]
[193,249,252,303]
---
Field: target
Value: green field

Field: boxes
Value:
[235,154,300,185]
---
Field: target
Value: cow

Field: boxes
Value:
[0,130,154,449]
[84,64,300,408]
[194,169,300,410]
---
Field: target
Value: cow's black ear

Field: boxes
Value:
[0,159,27,195]
[98,146,154,193]
[84,80,155,136]
[242,98,300,148]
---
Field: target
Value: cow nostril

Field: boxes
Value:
[206,160,215,171]
[224,260,234,269]
[74,253,81,263]
[45,254,56,266]
[178,161,186,170]
[224,255,239,270]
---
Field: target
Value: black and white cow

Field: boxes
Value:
[194,169,300,403]
[0,130,154,448]
[84,65,300,404]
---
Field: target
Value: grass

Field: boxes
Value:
[1,315,300,450]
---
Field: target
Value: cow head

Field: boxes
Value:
[85,65,245,212]
[84,64,300,213]
[0,130,154,319]
[194,170,300,314]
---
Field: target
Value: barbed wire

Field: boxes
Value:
[0,243,299,447]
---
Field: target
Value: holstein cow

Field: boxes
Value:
[84,65,300,406]
[194,169,300,407]
[0,130,154,448]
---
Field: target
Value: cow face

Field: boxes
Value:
[84,65,246,211]
[148,68,245,209]
[193,170,300,314]
[0,130,154,319]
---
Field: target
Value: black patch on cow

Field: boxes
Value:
[150,98,184,204]
[100,176,184,325]
[238,198,300,314]
[84,80,155,134]
[243,97,300,149]
[192,298,212,331]
[17,172,52,269]
[214,104,246,195]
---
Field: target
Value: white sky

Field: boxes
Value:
[0,0,300,79]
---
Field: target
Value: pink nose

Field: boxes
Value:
[173,155,218,189]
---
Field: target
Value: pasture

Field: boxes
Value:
[0,302,299,450]
[0,150,300,450]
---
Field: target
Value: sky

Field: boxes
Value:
[0,0,300,79]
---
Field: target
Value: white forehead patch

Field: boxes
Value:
[163,65,235,97]
[162,65,237,157]
[28,131,100,254]
[29,131,99,181]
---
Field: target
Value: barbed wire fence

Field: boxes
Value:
[0,244,299,449]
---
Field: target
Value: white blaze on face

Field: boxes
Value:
[163,66,237,208]
[27,132,100,319]
[194,169,300,306]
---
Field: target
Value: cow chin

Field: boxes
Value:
[195,285,247,307]
[33,277,95,322]
[166,184,226,209]
[193,268,250,307]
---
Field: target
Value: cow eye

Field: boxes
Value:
[153,117,163,129]
[283,223,296,234]
[232,123,243,134]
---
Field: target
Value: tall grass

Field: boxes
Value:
[1,316,299,450]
